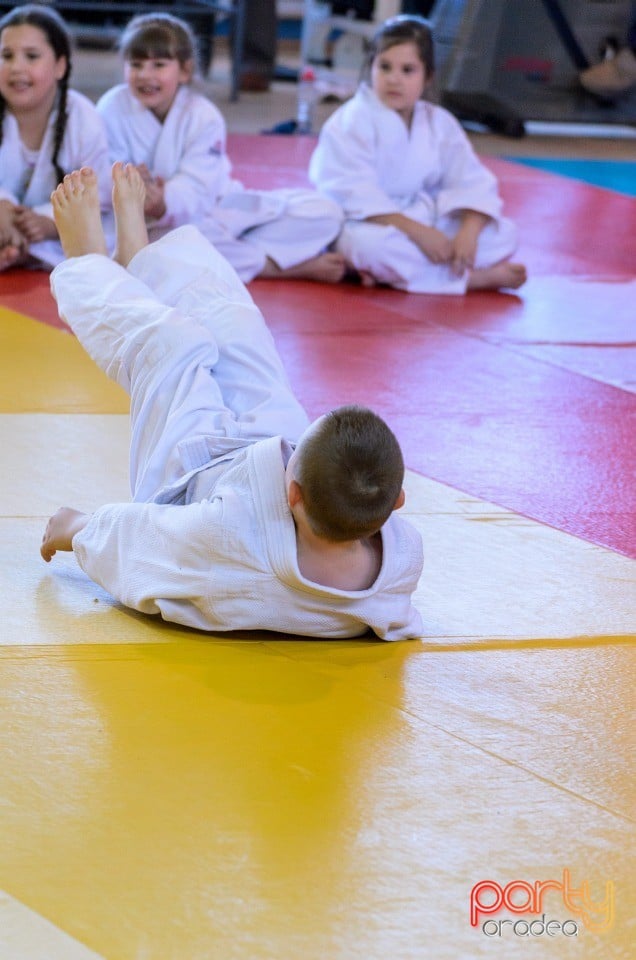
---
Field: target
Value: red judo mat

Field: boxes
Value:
[1,135,635,558]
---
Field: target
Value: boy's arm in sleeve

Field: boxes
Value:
[41,507,90,561]
[373,520,424,641]
[71,499,229,630]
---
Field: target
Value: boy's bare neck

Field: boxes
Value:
[295,528,382,592]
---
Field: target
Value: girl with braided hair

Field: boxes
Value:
[0,4,111,271]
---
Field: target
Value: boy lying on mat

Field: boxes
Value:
[40,163,423,640]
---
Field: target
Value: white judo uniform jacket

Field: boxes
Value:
[0,89,112,267]
[49,226,424,641]
[97,84,342,282]
[309,84,519,293]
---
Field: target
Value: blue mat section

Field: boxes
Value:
[508,158,636,197]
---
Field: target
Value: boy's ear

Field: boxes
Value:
[393,488,406,511]
[287,479,304,509]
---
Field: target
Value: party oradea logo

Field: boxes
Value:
[470,868,614,938]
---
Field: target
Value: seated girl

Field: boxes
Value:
[0,4,111,271]
[97,13,346,284]
[309,15,526,294]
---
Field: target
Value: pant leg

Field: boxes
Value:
[336,220,467,294]
[337,207,518,294]
[127,226,309,445]
[436,212,519,269]
[193,215,268,282]
[239,189,343,270]
[135,223,257,312]
[196,189,342,279]
[471,216,519,269]
[50,250,229,500]
[50,229,308,500]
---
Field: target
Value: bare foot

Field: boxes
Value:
[111,161,148,267]
[50,167,107,259]
[468,260,527,291]
[259,251,348,284]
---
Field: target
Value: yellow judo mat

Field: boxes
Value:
[0,307,634,959]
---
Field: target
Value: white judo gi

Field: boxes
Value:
[49,226,424,640]
[97,84,343,282]
[309,84,519,294]
[0,89,112,268]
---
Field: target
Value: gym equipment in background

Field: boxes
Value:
[434,0,636,136]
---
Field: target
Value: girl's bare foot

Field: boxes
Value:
[50,168,107,259]
[259,251,348,283]
[111,161,148,267]
[468,261,527,291]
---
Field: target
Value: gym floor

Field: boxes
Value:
[0,32,634,960]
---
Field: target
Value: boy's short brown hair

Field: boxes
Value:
[295,405,404,542]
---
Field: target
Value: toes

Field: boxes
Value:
[63,170,84,196]
[79,166,97,187]
[52,168,99,209]
[51,181,70,207]
[127,166,143,189]
[112,161,135,186]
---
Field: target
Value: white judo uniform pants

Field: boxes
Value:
[150,188,343,284]
[336,204,519,294]
[50,225,310,502]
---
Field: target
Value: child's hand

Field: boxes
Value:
[412,224,453,264]
[449,229,479,276]
[133,164,166,218]
[135,163,154,185]
[143,176,166,221]
[41,507,89,562]
[0,198,14,229]
[0,224,27,251]
[450,211,489,276]
[13,207,59,243]
[0,200,23,246]
[0,202,28,267]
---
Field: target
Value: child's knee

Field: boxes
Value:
[474,217,519,267]
[120,316,219,386]
[339,223,417,286]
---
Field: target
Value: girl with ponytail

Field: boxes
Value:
[0,5,111,270]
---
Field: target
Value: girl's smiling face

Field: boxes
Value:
[0,23,67,115]
[124,55,191,121]
[370,41,427,125]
